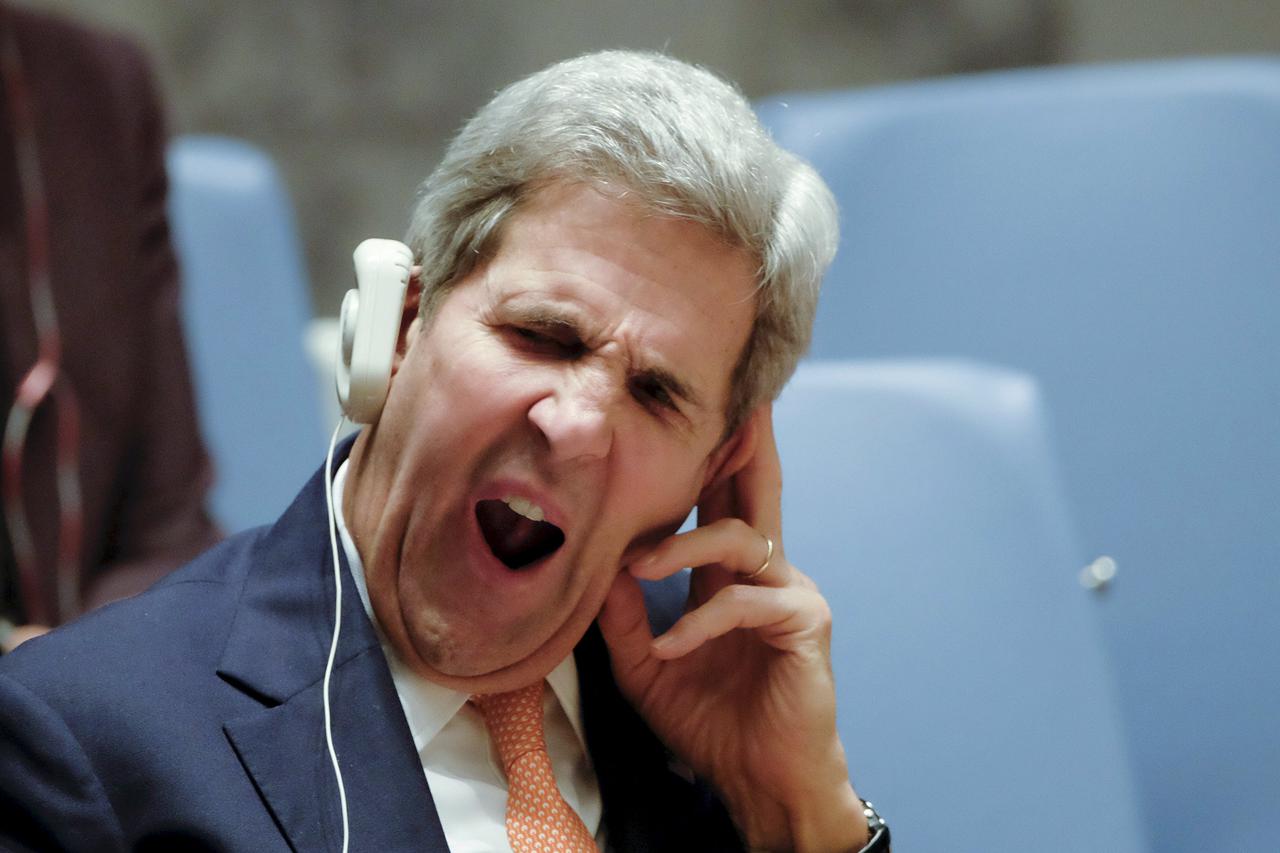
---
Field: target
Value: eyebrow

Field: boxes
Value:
[502,301,706,412]
[506,305,583,337]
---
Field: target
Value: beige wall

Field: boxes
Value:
[21,0,1279,311]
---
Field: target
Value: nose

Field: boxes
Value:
[527,373,615,464]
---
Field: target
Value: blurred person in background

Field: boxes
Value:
[0,2,220,653]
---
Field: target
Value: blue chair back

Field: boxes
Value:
[758,59,1280,852]
[167,136,327,533]
[771,359,1145,852]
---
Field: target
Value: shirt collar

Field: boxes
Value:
[331,459,588,752]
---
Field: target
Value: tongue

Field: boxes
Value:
[475,499,565,570]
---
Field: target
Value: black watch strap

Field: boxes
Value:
[857,799,891,853]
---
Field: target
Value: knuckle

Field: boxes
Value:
[719,583,755,609]
[813,595,834,628]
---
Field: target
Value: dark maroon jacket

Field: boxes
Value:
[0,4,219,624]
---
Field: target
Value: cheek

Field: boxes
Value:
[416,331,528,411]
[610,437,711,532]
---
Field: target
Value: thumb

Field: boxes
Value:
[597,571,660,695]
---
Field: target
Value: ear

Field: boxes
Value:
[391,268,423,377]
[699,410,760,495]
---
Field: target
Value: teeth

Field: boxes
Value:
[501,494,545,522]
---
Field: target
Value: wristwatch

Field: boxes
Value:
[857,799,891,852]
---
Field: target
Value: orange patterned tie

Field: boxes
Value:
[472,682,597,852]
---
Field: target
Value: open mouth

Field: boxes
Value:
[475,496,565,570]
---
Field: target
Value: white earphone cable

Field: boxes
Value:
[321,417,350,853]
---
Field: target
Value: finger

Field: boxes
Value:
[735,403,783,537]
[597,571,663,687]
[651,583,828,659]
[630,518,788,587]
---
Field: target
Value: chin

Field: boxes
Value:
[414,643,566,695]
[402,610,543,680]
[394,572,610,691]
[402,617,463,671]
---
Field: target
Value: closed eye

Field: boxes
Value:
[508,325,586,358]
[629,375,678,413]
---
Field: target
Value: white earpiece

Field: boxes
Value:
[335,238,414,423]
[328,238,413,850]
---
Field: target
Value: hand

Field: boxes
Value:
[597,405,868,852]
[0,622,50,655]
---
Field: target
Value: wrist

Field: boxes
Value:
[785,781,869,853]
[736,778,869,852]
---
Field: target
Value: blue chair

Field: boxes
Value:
[757,59,1280,852]
[167,136,328,533]
[766,359,1146,852]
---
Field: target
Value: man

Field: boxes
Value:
[0,3,220,652]
[0,52,886,851]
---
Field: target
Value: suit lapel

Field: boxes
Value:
[217,444,450,852]
[224,647,450,852]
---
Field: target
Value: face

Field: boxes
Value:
[344,183,757,693]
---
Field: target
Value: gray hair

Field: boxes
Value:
[405,50,838,432]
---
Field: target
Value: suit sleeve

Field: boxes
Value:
[81,38,221,611]
[0,672,125,851]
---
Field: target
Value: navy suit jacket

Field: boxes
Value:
[0,451,743,852]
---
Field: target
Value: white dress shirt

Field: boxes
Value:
[333,461,604,852]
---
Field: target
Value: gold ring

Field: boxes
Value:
[744,535,773,580]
